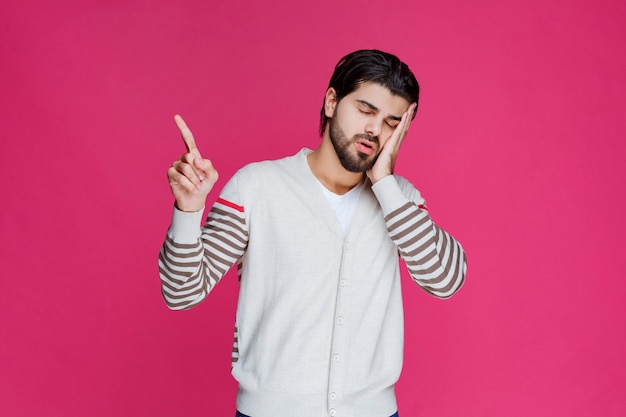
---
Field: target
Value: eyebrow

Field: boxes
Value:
[356,99,402,122]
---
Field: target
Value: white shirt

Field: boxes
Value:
[316,179,365,232]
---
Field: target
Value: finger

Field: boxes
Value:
[167,167,200,194]
[174,114,202,157]
[409,102,417,119]
[395,104,416,146]
[403,103,416,127]
[386,110,409,149]
[196,158,218,184]
[181,153,207,181]
[173,159,204,190]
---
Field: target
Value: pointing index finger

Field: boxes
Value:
[174,114,201,156]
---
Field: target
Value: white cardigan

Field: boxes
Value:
[159,148,466,417]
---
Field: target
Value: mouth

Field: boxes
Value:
[356,139,376,155]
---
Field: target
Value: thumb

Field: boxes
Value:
[195,158,218,182]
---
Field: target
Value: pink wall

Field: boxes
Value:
[1,0,625,416]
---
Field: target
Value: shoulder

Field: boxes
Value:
[218,148,311,207]
[235,148,309,180]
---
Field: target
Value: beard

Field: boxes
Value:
[328,116,380,173]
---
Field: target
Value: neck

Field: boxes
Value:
[307,133,365,195]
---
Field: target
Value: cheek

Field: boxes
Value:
[378,121,396,137]
[379,132,394,148]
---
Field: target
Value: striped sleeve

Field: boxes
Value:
[372,175,466,299]
[158,181,249,310]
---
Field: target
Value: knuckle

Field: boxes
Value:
[183,166,200,182]
[181,164,194,177]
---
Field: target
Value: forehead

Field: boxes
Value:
[346,81,410,115]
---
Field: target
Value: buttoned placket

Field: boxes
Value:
[327,239,352,417]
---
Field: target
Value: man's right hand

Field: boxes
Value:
[167,115,219,212]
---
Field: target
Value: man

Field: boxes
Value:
[159,49,466,417]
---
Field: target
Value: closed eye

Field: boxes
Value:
[356,100,378,115]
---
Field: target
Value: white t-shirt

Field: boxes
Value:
[316,180,365,232]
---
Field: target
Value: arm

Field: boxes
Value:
[368,104,466,298]
[158,115,248,310]
[158,186,249,310]
[372,176,466,298]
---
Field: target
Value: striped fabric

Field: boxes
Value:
[158,198,248,310]
[385,202,466,298]
[159,189,465,309]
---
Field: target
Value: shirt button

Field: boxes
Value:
[330,392,337,400]
[329,409,337,416]
[334,354,340,362]
[337,317,344,325]
[340,279,346,287]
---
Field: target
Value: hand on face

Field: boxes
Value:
[167,115,219,212]
[367,102,417,184]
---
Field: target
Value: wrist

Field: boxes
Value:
[174,200,205,213]
[368,171,391,185]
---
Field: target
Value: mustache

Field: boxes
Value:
[353,133,379,145]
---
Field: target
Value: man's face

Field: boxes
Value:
[327,82,411,173]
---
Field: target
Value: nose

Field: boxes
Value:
[365,118,382,137]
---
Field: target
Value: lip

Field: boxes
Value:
[356,140,376,155]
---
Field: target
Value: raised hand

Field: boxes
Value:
[367,102,417,184]
[167,115,219,212]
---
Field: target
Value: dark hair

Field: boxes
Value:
[319,49,420,136]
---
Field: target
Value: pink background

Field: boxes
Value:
[1,0,625,416]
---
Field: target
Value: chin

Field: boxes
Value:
[339,152,378,173]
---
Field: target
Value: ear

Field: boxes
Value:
[324,88,338,118]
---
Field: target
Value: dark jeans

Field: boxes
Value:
[236,412,399,417]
